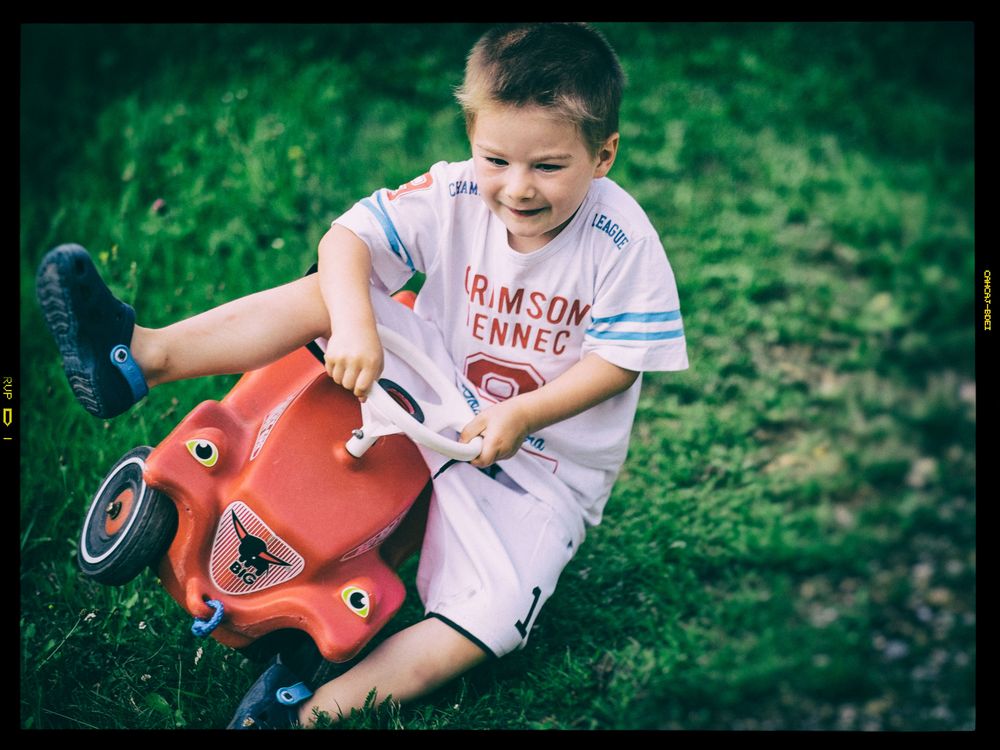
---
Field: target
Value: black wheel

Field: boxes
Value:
[78,445,178,585]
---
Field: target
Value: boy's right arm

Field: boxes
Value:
[318,224,384,400]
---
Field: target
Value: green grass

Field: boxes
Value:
[20,23,974,730]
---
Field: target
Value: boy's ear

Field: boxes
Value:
[593,132,619,178]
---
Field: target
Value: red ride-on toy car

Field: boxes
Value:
[77,297,483,713]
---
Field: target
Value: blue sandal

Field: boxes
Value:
[35,244,148,418]
[227,655,313,729]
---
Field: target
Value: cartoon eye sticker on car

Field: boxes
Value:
[341,585,371,618]
[185,439,219,468]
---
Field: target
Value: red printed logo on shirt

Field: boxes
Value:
[387,172,434,201]
[464,352,545,404]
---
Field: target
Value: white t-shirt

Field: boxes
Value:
[334,159,688,541]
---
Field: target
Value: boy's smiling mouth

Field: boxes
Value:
[507,206,545,217]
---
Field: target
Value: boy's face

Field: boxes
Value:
[470,105,618,253]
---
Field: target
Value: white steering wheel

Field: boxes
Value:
[345,325,484,462]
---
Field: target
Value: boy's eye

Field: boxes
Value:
[536,163,563,173]
[484,157,508,167]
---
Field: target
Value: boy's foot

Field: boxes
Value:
[227,655,313,729]
[35,244,148,418]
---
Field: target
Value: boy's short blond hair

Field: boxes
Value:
[456,23,625,156]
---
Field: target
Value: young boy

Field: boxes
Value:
[37,23,688,728]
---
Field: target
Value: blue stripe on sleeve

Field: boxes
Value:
[589,310,682,325]
[585,328,686,341]
[361,194,414,272]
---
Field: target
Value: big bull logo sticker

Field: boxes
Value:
[209,501,305,595]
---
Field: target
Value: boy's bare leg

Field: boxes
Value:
[131,273,331,388]
[37,244,335,418]
[297,617,489,726]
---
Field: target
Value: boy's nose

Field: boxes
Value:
[505,170,536,202]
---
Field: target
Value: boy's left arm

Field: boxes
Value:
[459,353,638,468]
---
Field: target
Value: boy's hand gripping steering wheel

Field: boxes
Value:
[345,325,484,462]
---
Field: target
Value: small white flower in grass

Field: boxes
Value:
[194,646,204,666]
[138,621,147,630]
[141,674,151,682]
[84,612,96,622]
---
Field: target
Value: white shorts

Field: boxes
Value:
[418,461,576,657]
[317,285,578,657]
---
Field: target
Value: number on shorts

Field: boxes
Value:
[515,586,542,639]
